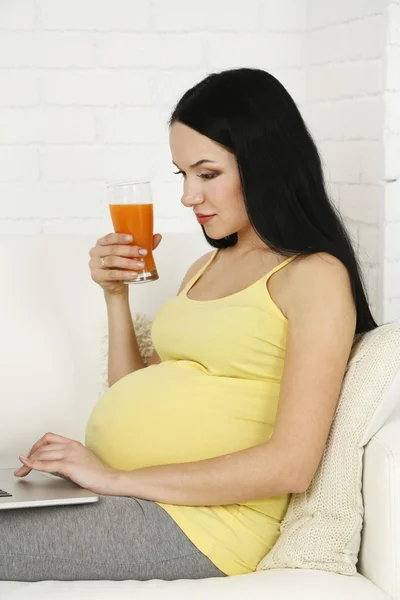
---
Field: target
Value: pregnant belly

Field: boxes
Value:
[85,360,279,471]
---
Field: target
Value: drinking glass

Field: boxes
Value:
[107,181,159,284]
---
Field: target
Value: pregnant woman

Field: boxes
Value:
[3,68,377,582]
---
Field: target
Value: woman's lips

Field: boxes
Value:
[196,214,215,224]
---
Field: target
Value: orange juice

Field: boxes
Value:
[109,203,157,276]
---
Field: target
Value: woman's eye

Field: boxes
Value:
[198,173,218,180]
[172,171,218,180]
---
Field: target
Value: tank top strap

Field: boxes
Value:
[263,254,299,281]
[181,248,219,295]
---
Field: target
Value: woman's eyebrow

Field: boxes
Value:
[172,159,218,169]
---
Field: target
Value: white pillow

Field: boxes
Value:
[98,311,154,397]
[257,321,400,575]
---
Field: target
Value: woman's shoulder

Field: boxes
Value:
[282,251,354,318]
[271,252,352,317]
[291,251,349,277]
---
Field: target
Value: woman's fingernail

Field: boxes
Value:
[138,249,147,256]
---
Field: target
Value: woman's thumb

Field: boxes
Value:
[152,233,162,250]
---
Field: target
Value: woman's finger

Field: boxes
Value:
[16,433,77,476]
[40,432,76,444]
[15,439,49,476]
[30,451,64,462]
[152,233,162,250]
[28,433,73,457]
[32,443,69,456]
[35,443,69,450]
[19,456,60,473]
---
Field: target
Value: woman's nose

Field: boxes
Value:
[181,192,203,208]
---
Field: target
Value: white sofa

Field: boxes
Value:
[0,232,399,600]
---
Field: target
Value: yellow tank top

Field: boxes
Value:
[85,248,298,576]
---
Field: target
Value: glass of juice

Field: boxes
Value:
[107,181,159,284]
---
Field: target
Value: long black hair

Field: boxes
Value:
[168,67,378,335]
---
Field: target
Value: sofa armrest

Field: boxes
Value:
[358,402,400,598]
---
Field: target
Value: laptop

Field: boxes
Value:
[0,461,99,510]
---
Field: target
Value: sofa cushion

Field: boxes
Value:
[257,321,400,575]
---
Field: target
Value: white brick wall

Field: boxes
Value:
[383,0,400,322]
[0,0,306,238]
[305,0,387,323]
[304,0,400,324]
[0,0,398,322]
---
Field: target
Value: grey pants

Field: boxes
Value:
[0,495,227,581]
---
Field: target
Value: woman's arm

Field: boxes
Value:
[104,289,146,387]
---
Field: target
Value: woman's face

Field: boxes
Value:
[169,122,250,241]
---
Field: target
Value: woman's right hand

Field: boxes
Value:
[89,232,162,295]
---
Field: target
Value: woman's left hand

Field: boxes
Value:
[14,432,118,495]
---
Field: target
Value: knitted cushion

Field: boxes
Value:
[257,321,400,574]
[98,311,154,397]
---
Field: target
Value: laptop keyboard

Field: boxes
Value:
[0,488,12,497]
